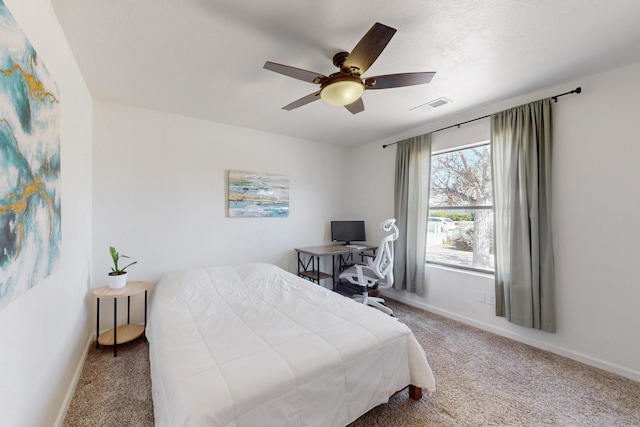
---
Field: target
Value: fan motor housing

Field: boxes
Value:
[320,73,363,90]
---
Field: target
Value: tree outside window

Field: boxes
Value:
[426,142,494,273]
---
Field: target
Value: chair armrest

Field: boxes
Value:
[343,260,367,267]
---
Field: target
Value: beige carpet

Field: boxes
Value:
[64,300,640,426]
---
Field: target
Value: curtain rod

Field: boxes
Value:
[382,87,582,148]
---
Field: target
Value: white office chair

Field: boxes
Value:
[339,219,399,316]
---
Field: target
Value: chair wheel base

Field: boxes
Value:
[352,293,393,316]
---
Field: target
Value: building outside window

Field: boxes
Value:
[426,142,494,273]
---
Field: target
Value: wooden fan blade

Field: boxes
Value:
[343,23,396,75]
[264,62,326,84]
[364,72,436,90]
[344,97,364,114]
[282,91,321,110]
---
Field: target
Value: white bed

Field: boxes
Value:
[147,263,435,426]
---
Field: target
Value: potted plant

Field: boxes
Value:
[107,246,137,289]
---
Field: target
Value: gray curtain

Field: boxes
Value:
[491,98,556,332]
[394,134,431,296]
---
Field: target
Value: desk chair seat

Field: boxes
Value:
[339,219,399,316]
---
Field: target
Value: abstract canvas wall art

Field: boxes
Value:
[0,0,61,309]
[228,170,289,218]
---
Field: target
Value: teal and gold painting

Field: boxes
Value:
[228,170,289,218]
[0,0,61,309]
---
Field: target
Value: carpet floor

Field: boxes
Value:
[64,299,640,426]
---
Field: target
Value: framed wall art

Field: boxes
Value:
[228,170,289,218]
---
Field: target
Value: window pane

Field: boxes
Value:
[426,210,494,272]
[426,143,494,273]
[429,144,492,207]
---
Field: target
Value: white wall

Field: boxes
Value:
[0,1,93,426]
[344,60,640,382]
[92,101,347,314]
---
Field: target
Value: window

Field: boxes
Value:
[426,142,494,273]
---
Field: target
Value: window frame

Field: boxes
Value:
[426,141,494,275]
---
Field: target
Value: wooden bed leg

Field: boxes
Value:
[391,385,423,401]
[408,385,422,400]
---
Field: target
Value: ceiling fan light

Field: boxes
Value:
[320,78,364,106]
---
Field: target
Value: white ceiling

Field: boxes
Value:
[51,0,640,146]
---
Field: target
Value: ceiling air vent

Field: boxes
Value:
[410,97,452,112]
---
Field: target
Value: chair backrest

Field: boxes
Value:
[369,219,400,288]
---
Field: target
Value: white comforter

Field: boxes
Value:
[148,263,435,426]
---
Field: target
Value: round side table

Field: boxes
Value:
[93,281,151,357]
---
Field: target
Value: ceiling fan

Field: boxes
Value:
[263,22,436,114]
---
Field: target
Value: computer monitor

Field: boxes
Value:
[331,220,366,245]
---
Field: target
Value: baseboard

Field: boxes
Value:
[53,333,94,427]
[382,292,640,383]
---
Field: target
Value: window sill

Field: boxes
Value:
[425,261,494,278]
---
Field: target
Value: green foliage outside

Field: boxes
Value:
[430,210,474,221]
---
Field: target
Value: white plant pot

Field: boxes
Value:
[107,272,128,289]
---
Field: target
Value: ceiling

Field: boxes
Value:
[51,0,640,147]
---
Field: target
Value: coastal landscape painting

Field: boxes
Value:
[228,170,289,218]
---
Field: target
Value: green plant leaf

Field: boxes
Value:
[109,246,136,275]
[120,261,137,273]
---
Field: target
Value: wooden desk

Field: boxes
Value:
[295,244,377,288]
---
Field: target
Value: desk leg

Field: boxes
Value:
[113,298,118,357]
[96,298,100,349]
[315,256,320,283]
[334,254,348,290]
[331,254,337,290]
